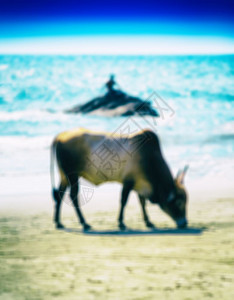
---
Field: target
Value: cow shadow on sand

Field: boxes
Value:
[61,227,205,236]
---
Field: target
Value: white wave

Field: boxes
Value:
[0,109,69,122]
[14,68,35,78]
[0,64,8,71]
[0,135,52,152]
[218,121,234,135]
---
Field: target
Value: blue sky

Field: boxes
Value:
[0,0,233,54]
[1,0,233,21]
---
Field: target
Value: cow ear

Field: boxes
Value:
[176,165,189,184]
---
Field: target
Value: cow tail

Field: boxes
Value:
[50,139,58,198]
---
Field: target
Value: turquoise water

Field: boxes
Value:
[0,55,233,186]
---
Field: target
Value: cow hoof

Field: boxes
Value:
[119,223,126,231]
[56,223,65,229]
[146,222,155,229]
[83,224,91,231]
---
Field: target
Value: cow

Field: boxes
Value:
[50,128,188,231]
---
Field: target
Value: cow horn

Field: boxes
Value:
[176,169,182,179]
[176,165,189,184]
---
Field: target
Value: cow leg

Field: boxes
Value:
[69,176,91,231]
[53,182,67,229]
[118,180,134,231]
[138,195,155,229]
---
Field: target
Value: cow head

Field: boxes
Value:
[160,165,189,229]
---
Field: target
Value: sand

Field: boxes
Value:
[0,183,234,300]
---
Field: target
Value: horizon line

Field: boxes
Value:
[0,35,233,55]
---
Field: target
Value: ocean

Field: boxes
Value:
[0,55,233,195]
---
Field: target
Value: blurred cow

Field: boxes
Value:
[50,128,188,231]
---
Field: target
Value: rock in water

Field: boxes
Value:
[65,90,159,117]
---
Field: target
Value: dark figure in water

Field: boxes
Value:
[106,74,116,93]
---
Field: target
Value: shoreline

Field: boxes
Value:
[1,172,233,216]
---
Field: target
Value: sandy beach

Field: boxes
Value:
[0,179,233,300]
